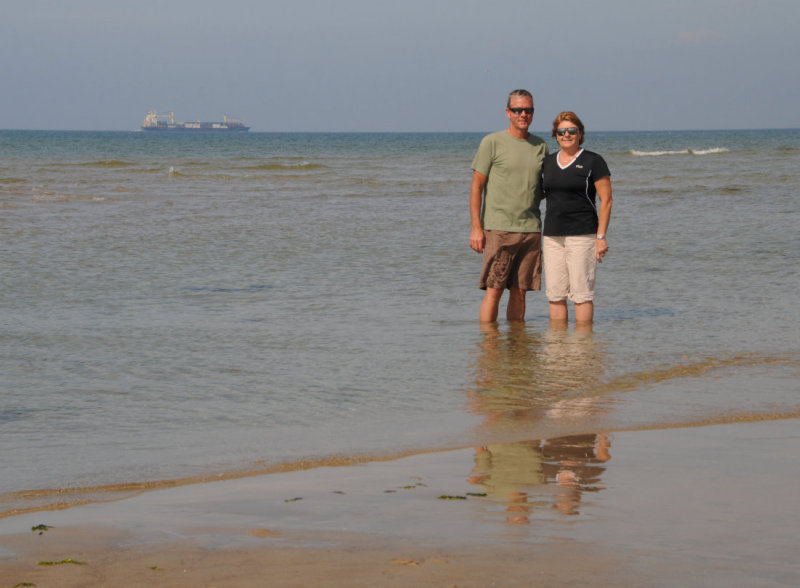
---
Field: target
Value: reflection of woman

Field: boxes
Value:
[541,434,611,516]
[541,112,613,324]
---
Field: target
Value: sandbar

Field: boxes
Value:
[1,419,798,587]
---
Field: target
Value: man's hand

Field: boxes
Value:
[469,171,488,253]
[470,228,486,253]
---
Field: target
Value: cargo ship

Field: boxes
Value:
[141,110,250,131]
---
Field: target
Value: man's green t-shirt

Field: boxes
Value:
[471,130,548,233]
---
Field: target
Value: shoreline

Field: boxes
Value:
[4,406,799,522]
[2,419,799,587]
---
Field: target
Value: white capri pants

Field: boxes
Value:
[542,235,597,304]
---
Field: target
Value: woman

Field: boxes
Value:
[541,111,613,325]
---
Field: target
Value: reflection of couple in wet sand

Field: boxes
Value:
[468,434,610,523]
[465,322,612,523]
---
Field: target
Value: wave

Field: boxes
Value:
[182,285,271,294]
[236,162,328,171]
[690,147,730,155]
[30,191,107,202]
[166,167,238,180]
[629,147,730,157]
[76,159,134,168]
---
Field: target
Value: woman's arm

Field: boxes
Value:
[594,175,613,262]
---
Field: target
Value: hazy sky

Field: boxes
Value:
[2,0,798,132]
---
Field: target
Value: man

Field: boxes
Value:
[469,89,548,322]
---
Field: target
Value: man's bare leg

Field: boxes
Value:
[479,287,504,322]
[507,286,526,322]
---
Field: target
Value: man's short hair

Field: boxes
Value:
[507,89,533,108]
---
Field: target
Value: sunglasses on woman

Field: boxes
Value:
[556,127,579,136]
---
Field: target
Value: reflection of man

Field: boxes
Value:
[470,89,549,323]
[468,442,544,524]
[466,323,545,423]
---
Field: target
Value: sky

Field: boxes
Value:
[2,0,799,132]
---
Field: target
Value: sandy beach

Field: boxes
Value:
[2,418,798,587]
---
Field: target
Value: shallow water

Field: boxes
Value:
[1,129,798,514]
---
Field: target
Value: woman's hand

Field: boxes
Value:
[596,237,608,262]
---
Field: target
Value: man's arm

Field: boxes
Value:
[469,170,488,253]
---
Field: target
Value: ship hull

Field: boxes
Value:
[141,126,250,131]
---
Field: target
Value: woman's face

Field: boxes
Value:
[556,120,582,150]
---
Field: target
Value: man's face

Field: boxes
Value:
[506,96,534,133]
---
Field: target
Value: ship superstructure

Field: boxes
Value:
[141,110,250,131]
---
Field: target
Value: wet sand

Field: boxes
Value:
[1,419,798,587]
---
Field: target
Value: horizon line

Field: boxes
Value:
[2,127,799,134]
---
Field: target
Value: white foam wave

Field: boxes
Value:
[630,147,730,157]
[689,147,730,155]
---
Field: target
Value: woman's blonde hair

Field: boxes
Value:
[551,111,585,145]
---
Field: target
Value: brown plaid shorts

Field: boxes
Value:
[479,230,542,291]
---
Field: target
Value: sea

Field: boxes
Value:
[1,128,798,516]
